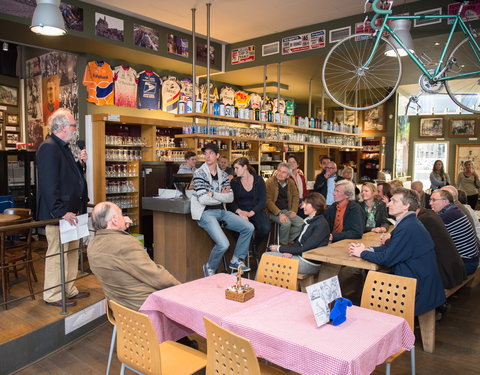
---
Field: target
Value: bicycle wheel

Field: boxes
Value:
[444,36,480,114]
[322,33,402,111]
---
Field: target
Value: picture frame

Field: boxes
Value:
[7,114,19,125]
[0,111,4,120]
[5,126,18,132]
[329,26,351,43]
[333,110,356,125]
[363,104,386,132]
[419,117,444,137]
[0,85,18,106]
[449,118,477,137]
[455,143,480,178]
[6,132,19,145]
[414,8,443,28]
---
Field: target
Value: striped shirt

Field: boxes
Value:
[438,204,479,259]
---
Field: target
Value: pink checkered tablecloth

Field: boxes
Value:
[140,273,415,375]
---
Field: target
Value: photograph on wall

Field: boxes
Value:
[231,45,255,65]
[262,41,279,56]
[0,0,35,19]
[42,75,60,124]
[414,8,442,27]
[134,24,159,51]
[6,132,19,145]
[450,118,477,137]
[0,127,2,137]
[7,114,19,125]
[60,3,83,31]
[0,85,18,106]
[95,12,124,42]
[167,34,189,57]
[419,117,444,137]
[26,56,42,77]
[329,26,351,43]
[455,143,480,177]
[196,42,215,64]
[363,104,385,132]
[60,83,78,119]
[26,76,42,120]
[58,52,78,85]
[40,52,60,77]
[334,110,356,125]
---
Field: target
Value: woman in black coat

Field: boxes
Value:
[229,157,270,249]
[359,182,390,233]
[267,192,329,274]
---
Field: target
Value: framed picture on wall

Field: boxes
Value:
[6,132,19,145]
[455,143,480,178]
[7,114,19,125]
[449,118,477,137]
[0,85,18,106]
[363,104,386,132]
[333,110,356,125]
[419,117,444,137]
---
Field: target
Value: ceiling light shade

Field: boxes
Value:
[384,19,414,57]
[30,0,66,36]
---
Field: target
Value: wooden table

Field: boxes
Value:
[0,214,20,223]
[303,231,384,281]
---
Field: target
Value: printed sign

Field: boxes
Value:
[231,45,255,65]
[354,19,389,40]
[282,30,325,55]
[448,1,480,24]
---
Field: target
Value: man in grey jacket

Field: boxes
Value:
[191,143,254,276]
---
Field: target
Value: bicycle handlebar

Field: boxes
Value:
[369,0,392,15]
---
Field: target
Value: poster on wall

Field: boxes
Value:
[134,24,159,51]
[60,3,84,31]
[231,45,255,65]
[95,12,124,42]
[167,34,189,57]
[448,1,480,24]
[354,20,389,40]
[196,43,215,64]
[282,30,325,55]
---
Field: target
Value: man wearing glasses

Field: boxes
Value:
[37,108,89,307]
[313,161,344,205]
[430,189,479,275]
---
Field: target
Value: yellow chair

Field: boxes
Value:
[256,253,299,290]
[361,271,416,375]
[204,317,286,375]
[109,300,206,375]
[105,300,116,375]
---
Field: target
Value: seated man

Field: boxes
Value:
[265,162,305,246]
[313,161,344,205]
[324,180,364,243]
[219,155,235,180]
[430,189,479,275]
[411,180,430,209]
[177,150,197,174]
[191,143,254,276]
[349,188,445,316]
[87,201,180,311]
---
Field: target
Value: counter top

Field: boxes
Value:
[142,197,191,214]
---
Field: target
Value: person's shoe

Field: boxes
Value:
[177,336,199,350]
[229,260,251,273]
[69,291,91,300]
[203,263,215,277]
[45,299,77,307]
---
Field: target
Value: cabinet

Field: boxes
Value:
[359,137,385,182]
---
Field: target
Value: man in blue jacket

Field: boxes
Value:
[349,188,445,316]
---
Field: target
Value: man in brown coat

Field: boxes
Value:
[88,201,180,311]
[265,162,304,245]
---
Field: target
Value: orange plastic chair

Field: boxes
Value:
[361,271,416,375]
[256,253,299,290]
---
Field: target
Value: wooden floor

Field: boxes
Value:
[11,266,480,375]
[0,240,105,346]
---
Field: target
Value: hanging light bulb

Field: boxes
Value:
[384,19,414,57]
[30,0,66,36]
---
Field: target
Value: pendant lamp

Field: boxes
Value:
[30,0,66,36]
[384,19,414,57]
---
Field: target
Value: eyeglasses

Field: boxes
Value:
[429,198,446,202]
[325,167,335,169]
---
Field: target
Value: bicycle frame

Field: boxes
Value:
[365,0,480,82]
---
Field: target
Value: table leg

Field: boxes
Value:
[317,264,342,282]
[418,309,435,353]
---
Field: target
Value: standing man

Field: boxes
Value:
[191,143,254,277]
[314,161,344,205]
[265,162,304,245]
[349,188,445,316]
[37,108,89,307]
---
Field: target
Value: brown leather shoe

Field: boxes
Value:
[70,291,91,300]
[45,300,77,307]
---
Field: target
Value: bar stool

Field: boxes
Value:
[265,221,281,248]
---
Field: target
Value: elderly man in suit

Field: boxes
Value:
[37,108,89,307]
[88,202,180,311]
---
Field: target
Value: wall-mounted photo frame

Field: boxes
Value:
[0,127,3,137]
[7,114,19,125]
[5,126,18,132]
[0,111,4,120]
[419,117,444,137]
[449,118,477,137]
[414,8,442,27]
[329,26,351,43]
[455,143,480,178]
[363,104,386,132]
[0,85,18,106]
[6,132,19,144]
[333,110,356,125]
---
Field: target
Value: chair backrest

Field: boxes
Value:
[204,317,261,375]
[0,217,32,237]
[108,300,162,375]
[256,253,299,290]
[361,271,416,331]
[3,208,32,219]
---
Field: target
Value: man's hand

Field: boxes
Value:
[62,212,78,226]
[221,187,231,193]
[282,253,293,258]
[288,211,297,218]
[371,227,387,233]
[279,213,290,224]
[329,233,333,243]
[380,232,391,245]
[78,149,88,163]
[349,243,366,257]
[269,245,280,252]
[247,210,255,218]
